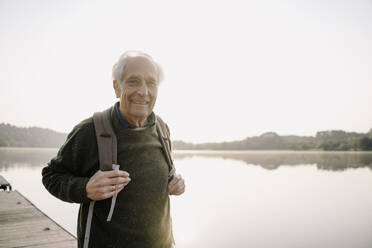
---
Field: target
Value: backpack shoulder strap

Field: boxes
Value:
[85,108,118,247]
[156,115,176,181]
[93,108,117,171]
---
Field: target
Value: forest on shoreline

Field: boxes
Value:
[173,130,372,151]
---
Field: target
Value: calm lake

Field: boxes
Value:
[1,147,372,248]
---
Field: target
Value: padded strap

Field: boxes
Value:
[156,115,176,181]
[93,109,117,170]
[84,108,118,247]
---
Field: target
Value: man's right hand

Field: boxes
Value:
[86,170,131,201]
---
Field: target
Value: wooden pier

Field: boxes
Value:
[0,175,77,248]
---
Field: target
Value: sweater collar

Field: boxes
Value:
[114,102,155,129]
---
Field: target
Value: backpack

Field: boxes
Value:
[83,108,176,248]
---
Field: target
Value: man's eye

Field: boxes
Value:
[147,81,157,87]
[128,80,139,85]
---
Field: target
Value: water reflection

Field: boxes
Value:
[1,149,372,172]
[173,151,372,171]
[1,148,372,247]
[0,147,57,171]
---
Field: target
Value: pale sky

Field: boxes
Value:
[1,0,371,143]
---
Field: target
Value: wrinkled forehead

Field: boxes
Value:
[121,56,158,81]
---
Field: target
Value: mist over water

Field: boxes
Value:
[1,148,372,248]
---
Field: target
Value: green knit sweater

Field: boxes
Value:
[42,107,174,248]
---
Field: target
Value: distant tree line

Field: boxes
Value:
[173,129,372,151]
[1,123,372,151]
[0,123,67,147]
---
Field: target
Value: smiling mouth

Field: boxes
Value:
[131,100,149,105]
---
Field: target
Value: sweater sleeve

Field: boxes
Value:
[41,119,96,204]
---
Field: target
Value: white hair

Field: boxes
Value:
[112,51,164,84]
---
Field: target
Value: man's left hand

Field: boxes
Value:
[168,174,185,196]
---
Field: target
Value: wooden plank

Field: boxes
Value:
[0,184,77,248]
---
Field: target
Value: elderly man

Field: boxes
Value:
[42,51,185,248]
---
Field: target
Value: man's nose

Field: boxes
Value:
[137,82,149,95]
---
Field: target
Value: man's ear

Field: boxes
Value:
[113,80,121,98]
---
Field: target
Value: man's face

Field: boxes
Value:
[114,57,159,126]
